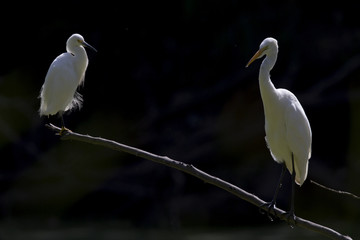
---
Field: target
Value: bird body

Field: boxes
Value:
[263,87,311,185]
[39,33,96,128]
[40,51,86,116]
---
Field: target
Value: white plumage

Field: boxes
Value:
[39,33,96,128]
[264,86,311,185]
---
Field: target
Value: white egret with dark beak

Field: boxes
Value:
[39,33,97,134]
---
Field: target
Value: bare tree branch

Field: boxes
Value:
[311,180,360,200]
[46,124,353,240]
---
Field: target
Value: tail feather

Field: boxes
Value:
[65,91,83,112]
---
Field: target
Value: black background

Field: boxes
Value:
[0,0,359,238]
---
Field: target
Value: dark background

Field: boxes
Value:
[0,0,359,238]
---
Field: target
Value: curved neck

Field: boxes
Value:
[71,46,88,73]
[259,52,277,102]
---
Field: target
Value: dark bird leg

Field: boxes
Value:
[260,162,286,221]
[58,111,71,136]
[282,154,297,227]
[60,112,65,129]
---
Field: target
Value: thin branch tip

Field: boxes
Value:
[45,123,58,130]
[311,180,360,200]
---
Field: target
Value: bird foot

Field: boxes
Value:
[281,210,296,228]
[57,126,72,136]
[259,201,277,221]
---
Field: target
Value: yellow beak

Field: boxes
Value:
[245,46,267,68]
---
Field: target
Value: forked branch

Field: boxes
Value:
[46,124,353,240]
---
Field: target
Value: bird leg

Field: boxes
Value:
[281,154,297,227]
[58,112,71,136]
[260,163,286,221]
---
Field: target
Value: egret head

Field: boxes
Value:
[246,37,278,67]
[66,33,97,53]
